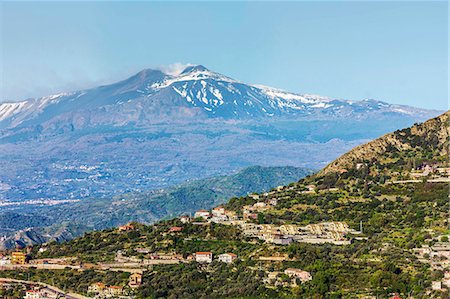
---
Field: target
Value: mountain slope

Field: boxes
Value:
[0,165,312,249]
[0,65,440,132]
[320,110,449,176]
[0,65,443,202]
[20,112,450,298]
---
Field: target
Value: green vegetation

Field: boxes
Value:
[2,112,448,298]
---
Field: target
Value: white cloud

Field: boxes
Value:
[157,63,194,76]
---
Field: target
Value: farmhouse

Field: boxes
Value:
[218,253,237,263]
[195,252,213,263]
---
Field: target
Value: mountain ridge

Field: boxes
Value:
[319,110,450,176]
[0,65,441,132]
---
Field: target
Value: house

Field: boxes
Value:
[0,253,10,265]
[218,253,237,263]
[179,215,191,223]
[306,185,316,192]
[169,226,183,232]
[24,290,40,299]
[224,210,238,220]
[106,285,123,296]
[253,201,266,209]
[119,223,135,231]
[284,268,312,282]
[268,198,278,206]
[443,271,450,287]
[243,211,257,221]
[195,252,213,263]
[249,194,260,200]
[11,251,26,264]
[212,206,225,217]
[211,214,228,223]
[129,273,143,288]
[194,209,210,219]
[88,282,106,293]
[432,281,442,290]
[135,247,150,254]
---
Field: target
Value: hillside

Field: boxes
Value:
[320,111,449,176]
[3,112,448,298]
[0,165,312,250]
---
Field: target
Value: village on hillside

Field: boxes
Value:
[1,159,449,298]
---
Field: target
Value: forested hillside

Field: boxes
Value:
[2,112,448,298]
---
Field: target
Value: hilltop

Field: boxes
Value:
[320,111,449,176]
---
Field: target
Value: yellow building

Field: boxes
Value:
[11,251,27,264]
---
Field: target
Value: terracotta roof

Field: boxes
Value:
[170,226,183,231]
[196,252,212,255]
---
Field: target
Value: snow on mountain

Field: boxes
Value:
[0,65,441,130]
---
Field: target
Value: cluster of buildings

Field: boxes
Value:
[431,271,450,291]
[239,221,356,245]
[0,251,28,266]
[410,165,450,179]
[413,242,450,270]
[185,198,358,246]
[88,273,142,298]
[193,252,237,264]
[265,268,312,287]
[413,241,450,291]
[23,287,63,299]
[190,206,238,223]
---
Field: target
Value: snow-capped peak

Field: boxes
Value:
[252,84,330,104]
[149,65,237,90]
[0,64,441,129]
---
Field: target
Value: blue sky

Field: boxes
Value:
[1,1,448,109]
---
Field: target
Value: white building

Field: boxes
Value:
[0,255,10,265]
[432,281,442,290]
[249,194,260,200]
[24,290,40,299]
[443,271,450,287]
[268,198,278,206]
[212,206,225,217]
[218,253,237,263]
[194,210,211,219]
[195,252,213,263]
[179,215,191,223]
